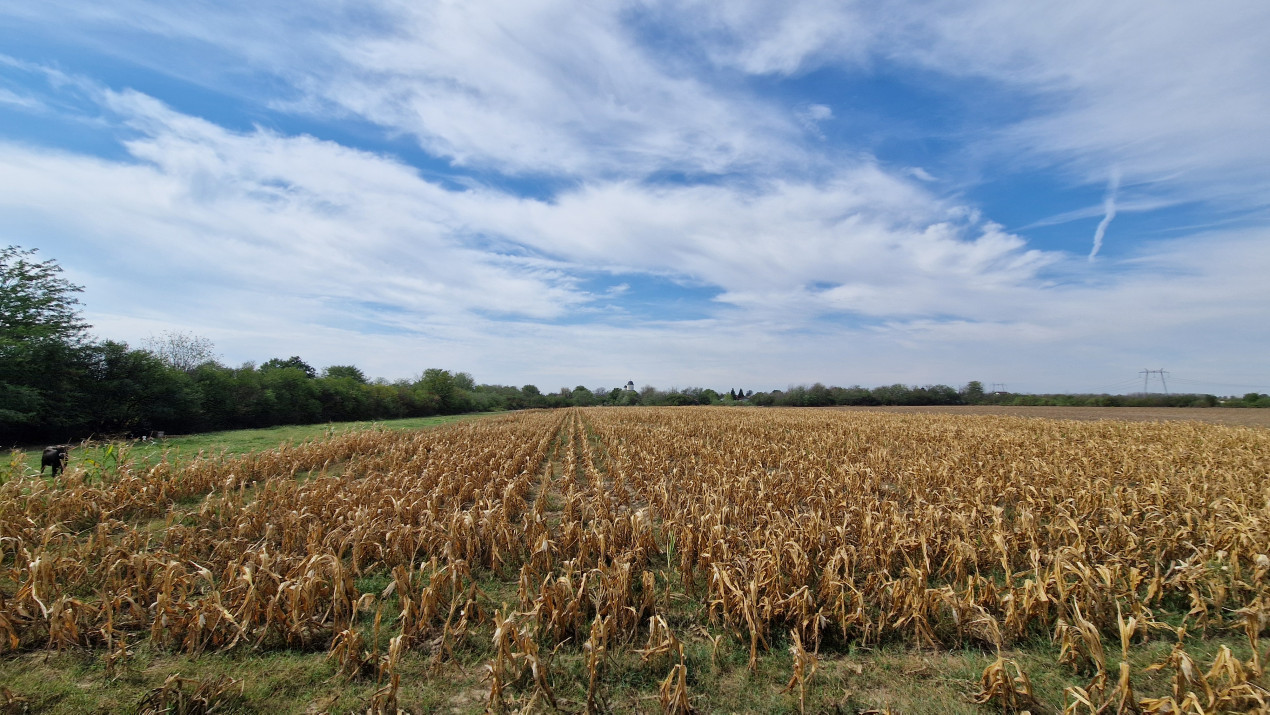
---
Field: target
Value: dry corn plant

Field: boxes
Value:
[782,628,819,714]
[135,673,242,715]
[583,614,614,713]
[327,627,372,681]
[2,406,1268,711]
[658,661,693,714]
[635,614,681,669]
[974,656,1045,713]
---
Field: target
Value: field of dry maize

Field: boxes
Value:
[1,407,1267,713]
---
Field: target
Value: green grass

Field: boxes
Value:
[0,646,478,714]
[1,622,1258,714]
[10,413,495,477]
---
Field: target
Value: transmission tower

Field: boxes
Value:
[1140,369,1169,394]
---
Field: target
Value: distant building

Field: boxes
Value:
[624,381,635,391]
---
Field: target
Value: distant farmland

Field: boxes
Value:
[831,404,1270,428]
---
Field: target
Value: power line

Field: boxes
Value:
[1083,372,1266,396]
[1139,368,1169,394]
[1168,377,1269,391]
[1087,377,1144,393]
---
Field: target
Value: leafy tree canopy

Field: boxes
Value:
[0,245,89,344]
[260,356,316,378]
[323,365,368,383]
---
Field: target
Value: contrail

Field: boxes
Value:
[1088,167,1121,261]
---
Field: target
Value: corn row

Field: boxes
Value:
[1,407,1266,712]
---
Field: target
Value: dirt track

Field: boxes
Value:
[826,405,1270,428]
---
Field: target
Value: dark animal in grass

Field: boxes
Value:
[41,446,69,476]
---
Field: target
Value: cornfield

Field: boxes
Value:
[1,407,1267,713]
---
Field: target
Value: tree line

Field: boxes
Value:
[744,381,1232,408]
[0,245,740,443]
[2,245,1251,445]
[0,246,503,443]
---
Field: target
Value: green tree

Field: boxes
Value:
[261,356,316,378]
[453,372,476,391]
[1,338,95,439]
[189,362,240,429]
[521,384,546,408]
[571,385,596,406]
[0,245,90,344]
[317,375,373,421]
[323,365,368,383]
[806,383,831,406]
[260,366,322,424]
[419,368,473,414]
[88,341,202,434]
[962,380,986,404]
[1,246,93,439]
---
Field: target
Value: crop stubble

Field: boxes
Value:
[0,407,1266,712]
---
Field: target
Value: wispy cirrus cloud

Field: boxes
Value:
[0,2,1267,393]
[312,2,807,178]
[6,2,1267,202]
[660,1,1270,205]
[1,1,813,179]
[0,85,1072,369]
[2,90,590,324]
[4,84,1053,325]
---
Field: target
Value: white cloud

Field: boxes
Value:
[6,88,1054,324]
[914,4,1270,204]
[664,0,875,75]
[906,167,936,182]
[309,2,821,178]
[1,4,1267,392]
[674,1,1270,205]
[0,93,591,328]
[0,1,809,179]
[487,170,1057,324]
[804,104,832,122]
[795,103,833,137]
[5,113,1267,392]
[0,90,1063,382]
[9,2,1266,200]
[6,88,1263,392]
[0,87,43,109]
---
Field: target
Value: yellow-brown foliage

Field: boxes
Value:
[2,407,1267,711]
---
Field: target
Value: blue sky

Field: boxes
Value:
[2,1,1267,395]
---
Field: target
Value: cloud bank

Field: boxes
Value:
[0,1,1267,393]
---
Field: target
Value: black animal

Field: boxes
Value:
[41,446,69,476]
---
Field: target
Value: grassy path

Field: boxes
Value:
[10,413,496,477]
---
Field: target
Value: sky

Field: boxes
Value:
[1,1,1267,395]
